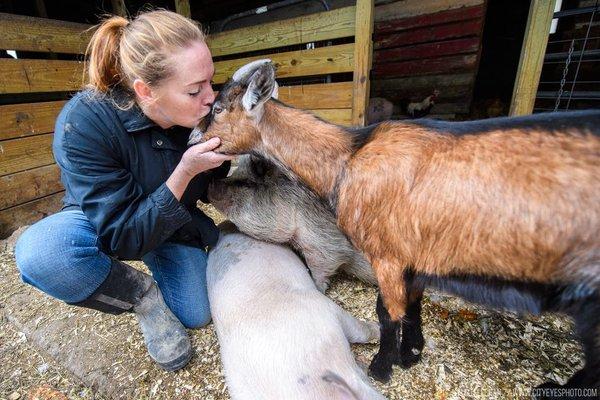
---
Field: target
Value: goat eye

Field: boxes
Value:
[213,105,223,114]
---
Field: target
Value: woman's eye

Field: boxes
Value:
[188,91,200,97]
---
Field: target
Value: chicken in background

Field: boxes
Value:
[367,89,440,124]
[405,89,440,118]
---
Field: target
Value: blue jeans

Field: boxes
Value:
[15,209,211,328]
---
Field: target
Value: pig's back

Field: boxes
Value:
[206,230,367,400]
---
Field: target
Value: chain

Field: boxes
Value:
[554,39,575,111]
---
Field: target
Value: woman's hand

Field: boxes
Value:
[167,137,236,201]
[180,137,235,177]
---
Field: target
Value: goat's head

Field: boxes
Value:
[187,59,278,155]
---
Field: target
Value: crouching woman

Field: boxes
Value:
[14,10,234,371]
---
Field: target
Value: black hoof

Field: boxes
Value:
[368,353,394,383]
[397,346,422,369]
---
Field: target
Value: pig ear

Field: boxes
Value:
[242,63,277,114]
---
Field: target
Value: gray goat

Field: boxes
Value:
[208,155,377,292]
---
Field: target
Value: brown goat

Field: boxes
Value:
[190,60,600,392]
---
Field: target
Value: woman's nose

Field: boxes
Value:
[204,86,216,106]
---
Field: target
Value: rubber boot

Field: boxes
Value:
[69,259,192,371]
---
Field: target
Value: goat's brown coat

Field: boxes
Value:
[202,91,600,320]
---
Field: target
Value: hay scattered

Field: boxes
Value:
[0,206,584,399]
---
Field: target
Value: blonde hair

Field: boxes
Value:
[84,10,206,99]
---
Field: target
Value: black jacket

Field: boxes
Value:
[53,90,229,259]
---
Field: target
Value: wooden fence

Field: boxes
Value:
[0,1,374,238]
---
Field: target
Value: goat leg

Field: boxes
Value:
[397,286,425,369]
[368,291,400,383]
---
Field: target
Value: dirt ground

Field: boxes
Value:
[0,208,586,400]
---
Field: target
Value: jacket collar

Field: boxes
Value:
[109,90,156,132]
[115,103,156,132]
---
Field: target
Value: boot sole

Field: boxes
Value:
[157,349,192,372]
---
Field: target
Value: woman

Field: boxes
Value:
[14,10,234,372]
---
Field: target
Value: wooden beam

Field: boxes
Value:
[351,0,374,126]
[174,0,191,18]
[373,37,480,63]
[278,82,353,109]
[0,101,66,141]
[0,134,55,176]
[0,191,63,239]
[111,0,127,17]
[0,164,62,210]
[212,43,355,84]
[375,5,485,34]
[311,109,352,125]
[371,73,475,93]
[510,0,556,116]
[0,13,91,54]
[374,19,483,50]
[0,59,83,94]
[375,0,484,23]
[372,54,478,78]
[208,6,355,57]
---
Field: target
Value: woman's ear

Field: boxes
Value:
[133,78,154,104]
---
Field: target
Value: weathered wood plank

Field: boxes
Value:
[510,0,557,116]
[0,101,66,141]
[375,0,484,23]
[375,5,485,34]
[372,84,473,104]
[208,7,355,57]
[311,108,352,125]
[352,0,374,126]
[372,54,478,78]
[0,191,63,239]
[371,73,475,93]
[0,12,91,54]
[278,82,353,109]
[374,37,479,63]
[374,19,483,50]
[213,43,355,84]
[0,164,62,210]
[391,102,470,116]
[0,59,84,94]
[0,134,55,176]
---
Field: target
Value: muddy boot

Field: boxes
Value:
[70,259,192,371]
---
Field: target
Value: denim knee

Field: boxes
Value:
[143,243,212,329]
[14,211,111,303]
[179,306,212,329]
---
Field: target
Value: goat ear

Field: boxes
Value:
[242,63,277,114]
[232,59,272,83]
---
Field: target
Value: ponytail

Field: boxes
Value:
[84,16,129,93]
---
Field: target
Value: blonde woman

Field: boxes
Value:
[15,10,234,371]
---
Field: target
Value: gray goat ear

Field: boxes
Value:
[242,63,276,114]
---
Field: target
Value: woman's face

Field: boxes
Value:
[146,41,216,129]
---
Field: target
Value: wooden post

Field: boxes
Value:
[111,0,127,17]
[509,0,556,116]
[351,0,374,126]
[174,0,192,18]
